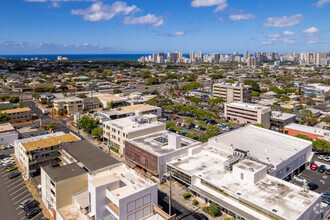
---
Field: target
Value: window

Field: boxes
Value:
[240,173,244,180]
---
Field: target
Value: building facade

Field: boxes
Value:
[284,123,330,141]
[270,111,296,132]
[213,82,252,103]
[53,97,84,115]
[0,107,32,123]
[0,123,18,145]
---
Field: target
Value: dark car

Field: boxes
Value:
[25,207,41,219]
[193,213,209,220]
[188,123,195,129]
[326,169,330,175]
[199,127,207,131]
[308,182,319,190]
[24,200,39,212]
[8,172,20,179]
[318,165,326,173]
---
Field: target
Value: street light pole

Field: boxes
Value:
[169,168,172,216]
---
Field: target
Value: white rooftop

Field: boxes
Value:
[89,163,156,199]
[53,96,83,103]
[14,132,65,145]
[271,111,296,120]
[284,123,330,136]
[103,116,164,133]
[0,123,15,132]
[226,101,271,111]
[208,125,312,166]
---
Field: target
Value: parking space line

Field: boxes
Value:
[6,178,22,188]
[8,181,24,192]
[18,209,25,216]
[12,189,28,201]
[1,170,8,175]
[20,217,26,220]
[10,186,27,196]
[31,212,42,220]
[14,193,31,205]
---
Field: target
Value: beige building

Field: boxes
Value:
[224,102,271,128]
[103,115,165,155]
[213,82,252,103]
[53,97,84,115]
[0,107,32,123]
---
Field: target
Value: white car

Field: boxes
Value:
[2,159,15,165]
[318,155,325,160]
[2,157,13,162]
[293,175,307,183]
[324,156,330,162]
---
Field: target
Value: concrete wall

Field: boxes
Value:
[0,131,18,145]
[284,128,324,141]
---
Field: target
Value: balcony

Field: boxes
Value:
[106,201,119,216]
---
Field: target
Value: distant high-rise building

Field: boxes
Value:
[152,53,158,62]
[179,51,183,59]
[244,51,250,60]
[190,51,194,61]
[198,51,202,58]
[305,52,311,64]
[247,57,256,67]
[167,52,178,63]
[158,53,165,63]
[213,82,252,103]
[232,52,238,56]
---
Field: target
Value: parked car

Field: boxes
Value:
[293,175,307,183]
[8,172,20,179]
[19,198,34,209]
[318,155,326,160]
[326,169,330,175]
[25,207,41,219]
[324,156,330,162]
[318,165,327,173]
[308,182,319,190]
[310,163,318,171]
[24,200,39,212]
[192,213,209,220]
[6,166,18,172]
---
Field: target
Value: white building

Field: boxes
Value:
[88,163,158,220]
[0,123,18,145]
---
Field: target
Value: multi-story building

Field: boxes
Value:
[0,107,32,123]
[125,131,200,178]
[0,123,18,145]
[102,115,165,155]
[270,111,296,132]
[167,126,319,220]
[14,132,80,177]
[224,102,271,128]
[213,82,252,103]
[83,97,101,111]
[284,123,330,141]
[53,97,84,115]
[92,93,127,108]
[247,57,256,67]
[88,163,158,220]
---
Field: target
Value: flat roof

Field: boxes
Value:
[103,116,165,133]
[93,93,126,103]
[169,147,320,220]
[127,130,200,156]
[226,101,271,110]
[89,163,156,199]
[58,204,89,220]
[271,111,296,120]
[0,107,31,114]
[208,125,312,166]
[284,123,330,136]
[22,133,80,152]
[53,96,83,103]
[61,140,119,171]
[103,104,160,116]
[42,163,86,182]
[0,123,14,132]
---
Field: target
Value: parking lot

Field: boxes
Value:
[0,149,44,220]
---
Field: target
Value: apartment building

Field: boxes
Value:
[213,82,252,103]
[88,163,158,220]
[284,123,330,141]
[125,131,200,178]
[224,102,271,128]
[92,93,127,108]
[0,107,32,123]
[0,123,18,145]
[53,97,84,115]
[14,132,80,176]
[167,126,320,220]
[270,111,296,132]
[103,115,165,155]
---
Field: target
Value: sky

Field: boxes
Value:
[0,0,329,54]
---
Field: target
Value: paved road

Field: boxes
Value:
[0,149,44,220]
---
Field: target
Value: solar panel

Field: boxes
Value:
[154,137,168,144]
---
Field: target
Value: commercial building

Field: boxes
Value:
[0,107,32,123]
[270,111,296,132]
[83,97,101,111]
[53,97,84,115]
[92,93,127,108]
[103,115,165,155]
[167,126,320,220]
[125,131,200,178]
[213,82,252,103]
[41,140,120,218]
[224,102,271,128]
[88,163,158,220]
[0,123,18,145]
[247,57,256,67]
[15,132,80,176]
[284,123,330,141]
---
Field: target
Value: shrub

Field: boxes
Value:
[209,203,221,216]
[203,206,208,212]
[183,193,191,199]
[110,147,119,153]
[192,199,198,205]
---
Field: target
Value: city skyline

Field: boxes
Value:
[1,0,330,54]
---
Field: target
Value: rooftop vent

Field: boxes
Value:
[233,149,247,158]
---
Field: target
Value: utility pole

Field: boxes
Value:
[169,168,172,216]
[77,113,80,135]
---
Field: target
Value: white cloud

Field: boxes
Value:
[218,17,224,22]
[316,0,330,7]
[283,31,295,36]
[71,1,137,21]
[229,13,255,21]
[303,27,319,33]
[263,14,303,27]
[261,38,295,45]
[267,34,281,38]
[191,0,228,12]
[123,14,164,26]
[159,31,185,37]
[25,0,96,2]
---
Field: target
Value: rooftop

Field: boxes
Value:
[127,131,200,156]
[208,125,312,166]
[103,116,165,133]
[93,93,127,103]
[58,204,89,220]
[0,107,31,114]
[53,96,83,103]
[0,123,15,132]
[284,123,330,136]
[226,101,271,111]
[42,163,86,182]
[271,111,296,120]
[89,163,156,199]
[22,133,80,152]
[61,140,120,171]
[103,104,160,116]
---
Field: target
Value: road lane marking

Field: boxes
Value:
[31,212,42,220]
[12,189,28,201]
[6,178,22,188]
[17,210,24,216]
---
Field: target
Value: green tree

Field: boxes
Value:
[205,125,220,137]
[47,122,56,130]
[91,127,103,137]
[181,81,203,90]
[166,122,176,129]
[197,120,207,128]
[113,89,122,94]
[77,94,87,99]
[8,96,19,103]
[294,134,313,141]
[59,85,69,92]
[207,97,225,105]
[146,77,159,85]
[146,96,173,108]
[185,118,194,124]
[254,123,265,128]
[189,97,203,104]
[252,91,260,97]
[185,132,198,140]
[79,116,100,133]
[303,110,318,126]
[244,79,260,91]
[313,139,330,152]
[0,113,10,123]
[107,101,114,109]
[209,203,221,216]
[322,115,330,124]
[32,93,41,99]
